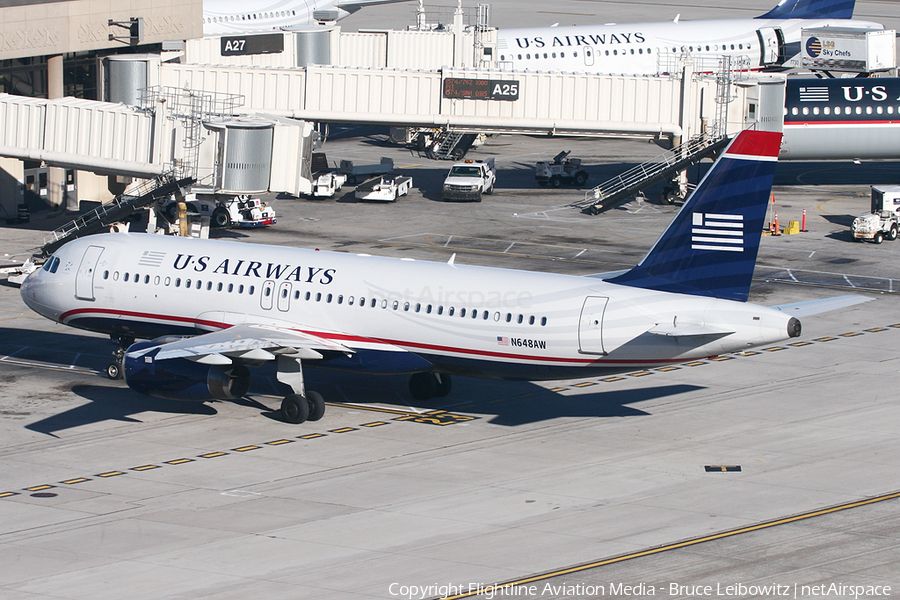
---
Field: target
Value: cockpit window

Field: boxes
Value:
[42,256,60,273]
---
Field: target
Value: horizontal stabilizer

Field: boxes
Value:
[648,322,734,337]
[772,295,873,317]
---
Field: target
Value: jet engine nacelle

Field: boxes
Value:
[123,340,251,401]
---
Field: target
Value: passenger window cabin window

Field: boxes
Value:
[316,292,322,302]
[249,285,255,295]
[517,314,523,324]
[124,272,129,282]
[529,316,535,325]
[541,317,547,326]
[218,282,224,292]
[460,308,466,317]
[338,295,343,304]
[206,281,212,290]
[327,293,333,303]
[449,307,455,316]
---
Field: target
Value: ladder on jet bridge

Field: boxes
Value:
[574,133,730,215]
[39,173,194,258]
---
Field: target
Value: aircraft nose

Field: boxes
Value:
[787,317,801,338]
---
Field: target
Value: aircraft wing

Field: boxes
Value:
[126,323,355,365]
[771,295,873,318]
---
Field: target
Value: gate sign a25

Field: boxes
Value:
[443,78,520,101]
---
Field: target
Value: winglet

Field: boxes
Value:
[607,129,782,302]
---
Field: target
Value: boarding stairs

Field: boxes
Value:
[573,133,730,215]
[40,173,194,258]
[427,131,478,160]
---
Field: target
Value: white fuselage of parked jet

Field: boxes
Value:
[202,0,408,36]
[20,233,797,381]
[496,17,882,74]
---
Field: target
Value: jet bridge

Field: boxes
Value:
[157,61,759,143]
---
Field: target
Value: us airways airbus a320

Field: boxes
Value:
[20,128,864,424]
[496,0,882,75]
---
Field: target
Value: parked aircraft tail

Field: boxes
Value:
[757,0,855,20]
[607,129,782,303]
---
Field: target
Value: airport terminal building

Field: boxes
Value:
[0,0,202,216]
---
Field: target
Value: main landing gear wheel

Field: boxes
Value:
[306,390,325,421]
[409,372,452,400]
[281,393,310,424]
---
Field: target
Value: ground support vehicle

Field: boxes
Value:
[339,157,394,184]
[355,175,413,202]
[535,151,589,187]
[163,195,275,229]
[441,158,496,202]
[852,185,900,243]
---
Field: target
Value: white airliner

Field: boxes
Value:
[20,127,866,424]
[202,0,410,36]
[496,0,882,74]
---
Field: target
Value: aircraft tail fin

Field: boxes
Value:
[757,0,855,19]
[606,129,782,302]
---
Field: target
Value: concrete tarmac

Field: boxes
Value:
[4,1,900,599]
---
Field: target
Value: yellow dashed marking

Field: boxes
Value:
[299,433,326,439]
[629,371,652,377]
[763,347,785,352]
[574,382,596,387]
[737,351,760,356]
[814,336,837,342]
[266,439,294,446]
[866,327,888,333]
[602,377,625,382]
[165,458,194,465]
[199,452,227,459]
[362,422,388,427]
[25,485,54,492]
[0,492,18,499]
[330,427,357,434]
[97,471,125,478]
[233,446,260,452]
[656,366,680,372]
[131,465,160,472]
[840,332,863,337]
[685,361,707,367]
[60,478,90,485]
[549,387,567,392]
[789,341,813,347]
[710,356,734,362]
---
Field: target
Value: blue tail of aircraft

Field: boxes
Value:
[757,0,855,19]
[607,130,782,303]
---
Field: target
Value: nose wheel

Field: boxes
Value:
[106,334,134,380]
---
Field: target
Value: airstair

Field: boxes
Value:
[574,133,729,215]
[427,131,478,160]
[40,173,194,258]
[576,55,739,215]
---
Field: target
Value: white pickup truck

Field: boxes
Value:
[441,158,496,202]
[852,185,900,244]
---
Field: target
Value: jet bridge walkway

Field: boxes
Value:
[573,134,730,215]
[40,174,194,258]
